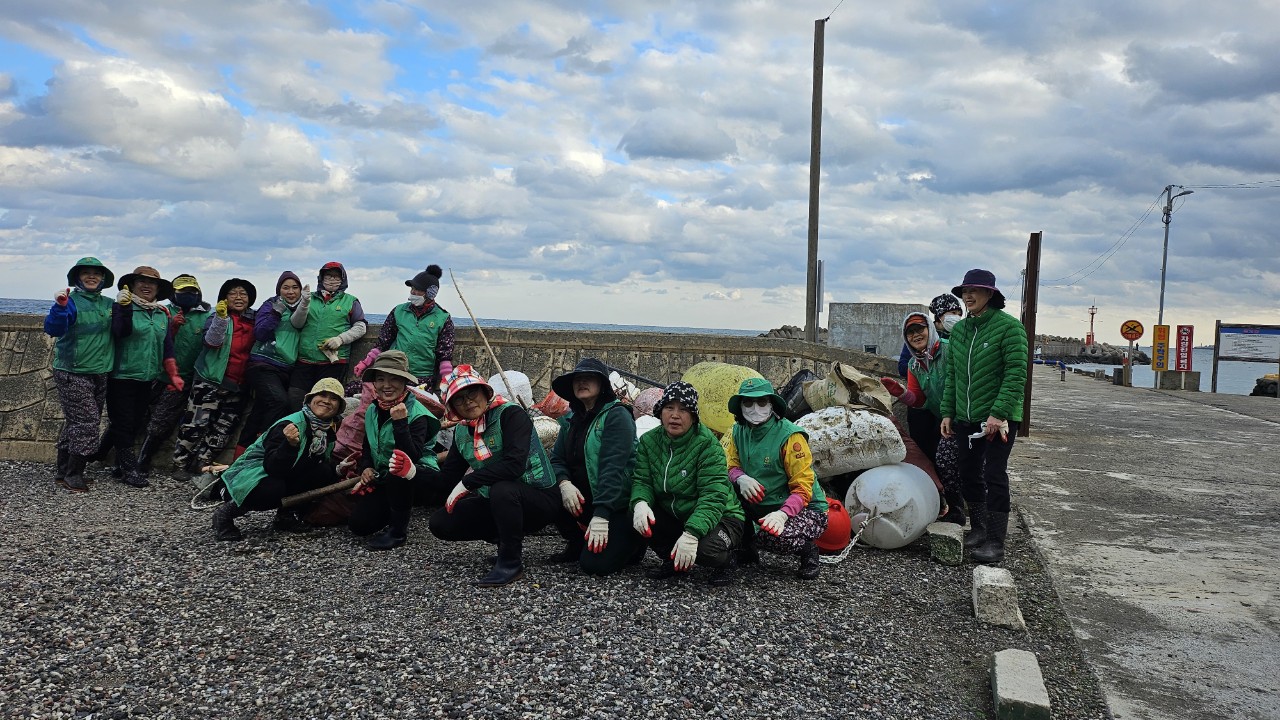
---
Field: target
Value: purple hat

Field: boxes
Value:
[952,269,1005,308]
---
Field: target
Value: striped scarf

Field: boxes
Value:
[463,396,508,461]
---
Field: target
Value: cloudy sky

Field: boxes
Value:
[1,1,1277,344]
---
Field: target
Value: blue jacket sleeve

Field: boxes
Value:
[44,301,77,337]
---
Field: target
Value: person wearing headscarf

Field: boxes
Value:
[547,358,642,575]
[940,269,1028,564]
[44,257,116,492]
[428,365,560,588]
[346,350,445,551]
[107,266,184,488]
[172,278,258,476]
[630,381,744,586]
[236,271,309,455]
[291,261,366,407]
[723,378,827,580]
[211,378,344,541]
[367,264,455,389]
[132,273,212,473]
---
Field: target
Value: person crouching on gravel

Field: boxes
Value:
[211,378,344,541]
[547,357,643,575]
[631,381,744,586]
[44,257,116,493]
[428,365,561,588]
[723,377,827,580]
[346,350,445,551]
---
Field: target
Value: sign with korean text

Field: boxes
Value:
[1174,325,1193,371]
[1219,326,1280,362]
[1152,325,1170,371]
[1120,320,1144,341]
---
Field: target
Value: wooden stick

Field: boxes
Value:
[280,477,359,508]
[447,269,529,409]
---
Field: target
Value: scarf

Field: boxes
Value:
[461,395,508,462]
[300,404,335,456]
[375,389,409,411]
[132,295,164,312]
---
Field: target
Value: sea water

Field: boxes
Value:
[1066,347,1271,396]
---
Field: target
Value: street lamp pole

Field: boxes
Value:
[1155,184,1193,388]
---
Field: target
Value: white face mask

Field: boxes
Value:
[742,404,774,426]
[407,294,425,307]
[942,315,962,333]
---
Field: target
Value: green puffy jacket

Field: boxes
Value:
[941,308,1028,423]
[630,424,744,539]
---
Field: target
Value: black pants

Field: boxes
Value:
[288,362,347,409]
[428,481,561,556]
[554,503,646,576]
[649,507,744,569]
[239,471,327,512]
[907,406,941,463]
[952,419,1020,513]
[239,364,293,448]
[106,378,154,455]
[349,469,449,536]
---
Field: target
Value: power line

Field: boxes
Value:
[1184,179,1280,189]
[1041,192,1164,287]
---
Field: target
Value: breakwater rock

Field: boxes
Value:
[1038,336,1147,366]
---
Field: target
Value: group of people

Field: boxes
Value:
[45,254,1025,582]
[883,269,1028,563]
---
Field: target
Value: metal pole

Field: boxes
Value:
[1156,184,1192,389]
[803,18,826,343]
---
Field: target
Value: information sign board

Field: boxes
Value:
[1219,327,1280,362]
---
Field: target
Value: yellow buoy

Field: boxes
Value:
[680,361,764,435]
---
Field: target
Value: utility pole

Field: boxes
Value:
[803,18,826,343]
[1155,184,1193,388]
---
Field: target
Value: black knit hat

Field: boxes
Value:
[218,278,258,307]
[929,293,962,321]
[657,381,699,422]
[406,264,443,292]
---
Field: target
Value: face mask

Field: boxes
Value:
[407,294,425,307]
[173,292,201,310]
[742,404,773,426]
[322,275,342,292]
[942,315,962,333]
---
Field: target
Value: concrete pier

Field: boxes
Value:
[1010,366,1280,720]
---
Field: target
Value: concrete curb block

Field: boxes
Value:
[991,649,1052,720]
[973,565,1026,630]
[927,521,964,565]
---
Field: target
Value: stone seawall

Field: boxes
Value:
[0,313,894,463]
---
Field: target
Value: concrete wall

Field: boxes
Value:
[828,302,927,362]
[0,313,895,463]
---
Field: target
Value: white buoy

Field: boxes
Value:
[844,463,940,549]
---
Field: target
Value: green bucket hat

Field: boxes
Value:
[727,377,786,419]
[67,257,115,289]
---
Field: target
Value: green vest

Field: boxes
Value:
[194,317,235,385]
[363,395,442,474]
[731,417,827,511]
[579,399,635,492]
[250,309,301,366]
[111,306,170,381]
[221,411,316,506]
[908,339,947,419]
[298,291,357,362]
[171,308,211,377]
[389,303,448,379]
[453,404,554,497]
[53,291,114,375]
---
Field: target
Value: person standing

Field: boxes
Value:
[373,264,455,389]
[237,271,308,455]
[44,257,116,492]
[108,266,184,488]
[548,358,642,575]
[940,269,1028,564]
[292,261,366,407]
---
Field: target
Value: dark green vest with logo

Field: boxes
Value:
[54,291,114,375]
[453,404,554,497]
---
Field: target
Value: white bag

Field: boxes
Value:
[796,405,906,478]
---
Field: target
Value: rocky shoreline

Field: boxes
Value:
[0,462,1111,719]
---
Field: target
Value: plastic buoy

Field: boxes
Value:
[843,463,940,549]
[488,371,534,409]
[815,498,852,553]
[680,362,764,435]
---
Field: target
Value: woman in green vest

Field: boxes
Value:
[428,365,560,588]
[237,271,309,454]
[346,350,445,551]
[108,266,184,489]
[547,357,642,575]
[44,257,116,492]
[211,378,344,541]
[291,261,366,408]
[724,378,828,580]
[172,278,258,476]
[366,264,455,389]
[134,273,211,473]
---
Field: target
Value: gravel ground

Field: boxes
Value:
[0,462,1112,720]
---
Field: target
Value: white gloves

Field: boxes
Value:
[632,501,655,537]
[445,481,469,513]
[559,480,584,516]
[735,474,766,503]
[116,288,132,305]
[758,510,788,537]
[321,336,343,350]
[388,449,417,480]
[671,531,699,571]
[585,516,609,553]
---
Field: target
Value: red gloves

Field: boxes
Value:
[880,377,905,397]
[163,358,185,392]
[388,449,417,479]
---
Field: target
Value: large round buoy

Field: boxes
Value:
[843,463,940,549]
[680,362,763,435]
[815,497,852,553]
[796,406,907,478]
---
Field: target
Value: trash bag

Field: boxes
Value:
[802,362,893,414]
[779,369,820,420]
[533,390,571,419]
[632,387,664,418]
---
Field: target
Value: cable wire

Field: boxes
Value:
[1041,192,1164,287]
